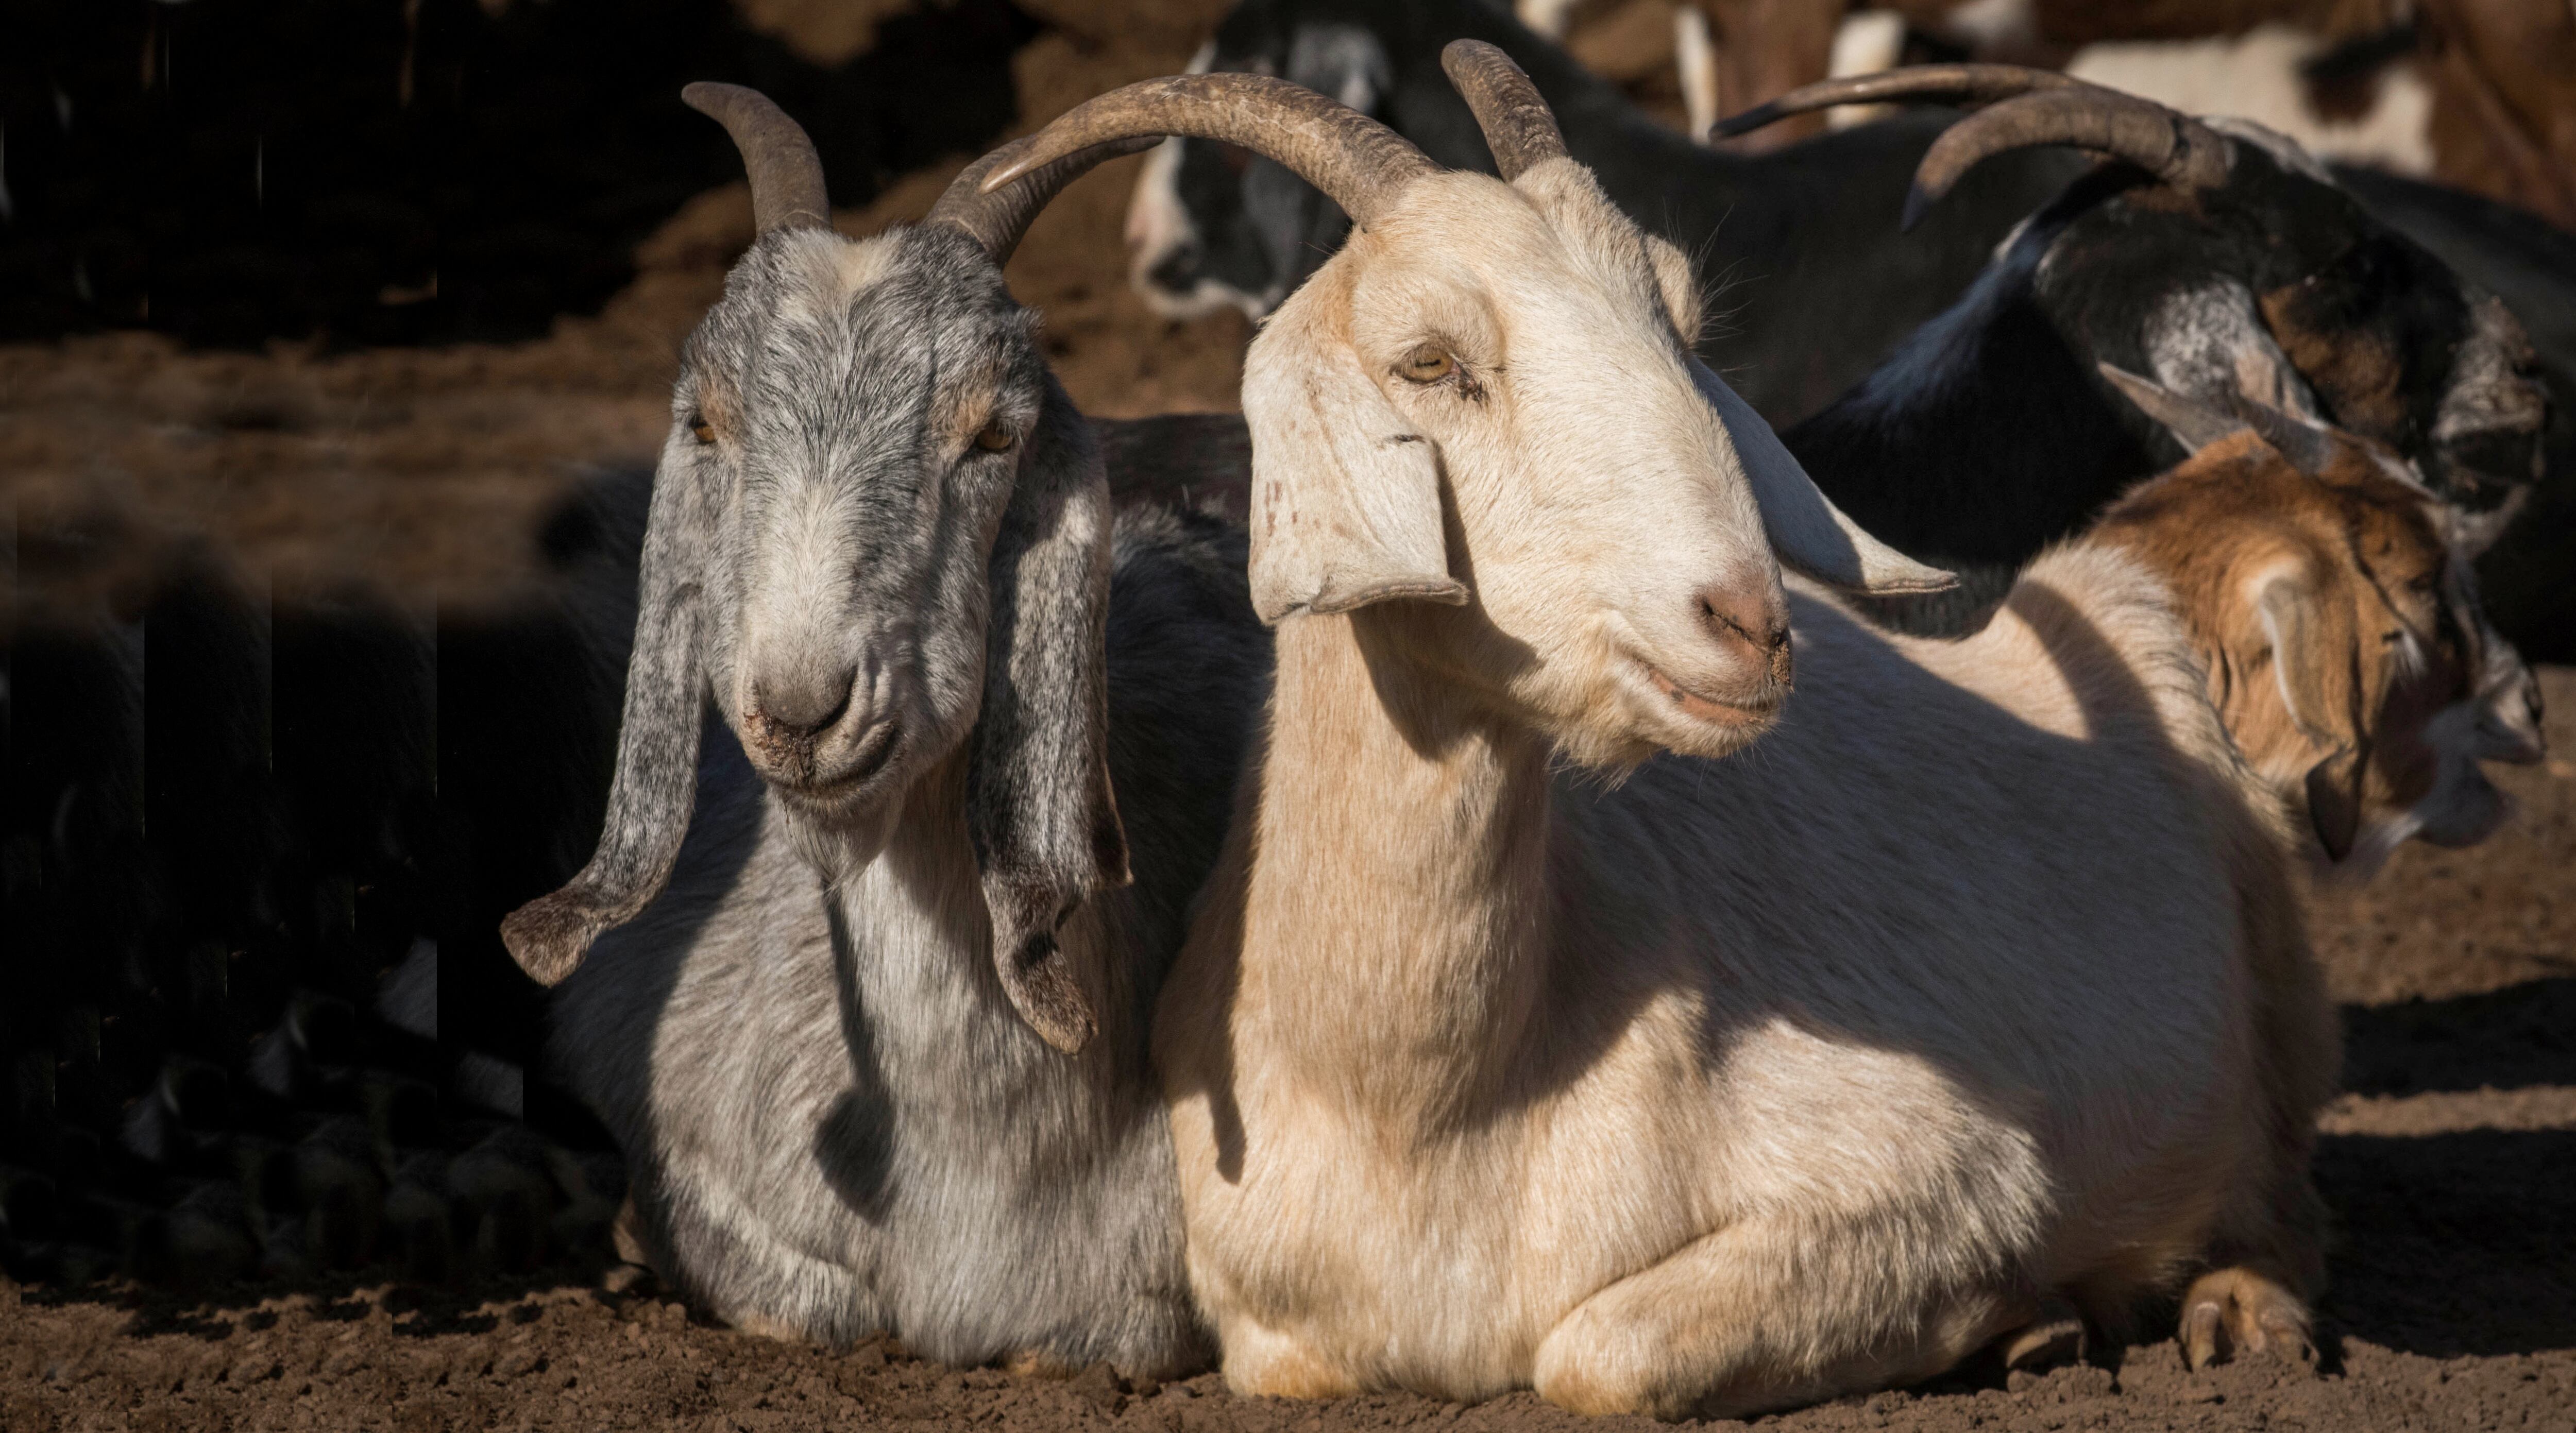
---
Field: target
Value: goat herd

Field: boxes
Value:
[421,8,2571,1420]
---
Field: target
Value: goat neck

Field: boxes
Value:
[1213,610,1556,1105]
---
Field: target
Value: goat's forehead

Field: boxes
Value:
[1359,171,1658,323]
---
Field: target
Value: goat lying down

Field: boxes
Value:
[2082,370,2545,873]
[991,47,2338,1418]
[501,89,1266,1376]
[1869,367,2547,875]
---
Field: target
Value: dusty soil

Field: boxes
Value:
[5,1,2572,1429]
[4,693,2573,1431]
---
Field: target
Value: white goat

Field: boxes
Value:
[989,44,2336,1418]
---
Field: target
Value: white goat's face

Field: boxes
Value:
[1247,165,1786,765]
[678,226,1047,839]
[1244,162,1943,766]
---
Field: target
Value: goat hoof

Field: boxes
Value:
[2178,1267,2315,1372]
[2001,1299,2088,1372]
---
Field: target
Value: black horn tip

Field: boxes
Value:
[1899,180,1939,233]
[499,891,611,988]
[1708,101,1786,140]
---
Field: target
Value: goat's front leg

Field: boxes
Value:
[1532,1222,2031,1421]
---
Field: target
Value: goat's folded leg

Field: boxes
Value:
[1216,1317,1363,1401]
[2179,1265,2316,1371]
[1531,1222,2033,1421]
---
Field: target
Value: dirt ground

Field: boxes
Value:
[5,1,2572,1429]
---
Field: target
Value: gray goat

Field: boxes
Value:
[501,86,1268,1376]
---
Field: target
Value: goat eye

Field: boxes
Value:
[1401,346,1456,384]
[689,417,716,445]
[975,419,1016,453]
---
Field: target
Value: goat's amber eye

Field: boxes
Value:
[975,419,1016,452]
[689,417,716,445]
[1401,346,1456,384]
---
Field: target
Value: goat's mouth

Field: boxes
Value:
[1628,656,1782,731]
[765,720,904,814]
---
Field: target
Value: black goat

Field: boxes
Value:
[1712,70,2545,603]
[1123,0,2080,424]
[2330,163,2576,661]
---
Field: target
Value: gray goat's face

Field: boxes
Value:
[682,225,1045,841]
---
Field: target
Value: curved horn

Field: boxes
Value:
[1707,64,2232,228]
[978,73,1435,229]
[1905,86,2231,228]
[1707,63,2080,139]
[1440,40,1568,181]
[927,134,1161,265]
[681,81,830,234]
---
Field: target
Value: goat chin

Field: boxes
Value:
[1159,541,2334,1418]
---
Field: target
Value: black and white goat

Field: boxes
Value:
[1122,0,2081,423]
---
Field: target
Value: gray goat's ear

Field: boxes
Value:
[2099,363,2250,454]
[1686,356,1957,595]
[501,442,714,985]
[2099,361,2340,475]
[967,374,1129,1055]
[1241,282,1468,623]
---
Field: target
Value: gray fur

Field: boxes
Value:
[525,193,1269,1370]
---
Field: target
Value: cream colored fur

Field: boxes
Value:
[1160,158,2331,1420]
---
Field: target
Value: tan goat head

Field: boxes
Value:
[2095,365,2544,870]
[988,42,1952,768]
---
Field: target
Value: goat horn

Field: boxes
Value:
[1706,63,2081,138]
[1706,64,2232,228]
[683,82,831,234]
[1905,87,2231,228]
[978,73,1435,229]
[928,134,1161,265]
[1440,40,1568,181]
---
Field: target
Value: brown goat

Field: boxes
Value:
[2091,367,2544,871]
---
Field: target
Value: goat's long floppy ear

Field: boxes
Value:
[2256,575,2369,861]
[967,373,1128,1054]
[2099,363,2340,475]
[1240,278,1468,624]
[501,449,713,984]
[1687,356,1956,595]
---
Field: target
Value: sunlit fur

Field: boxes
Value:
[548,216,1269,1376]
[1159,159,2332,1419]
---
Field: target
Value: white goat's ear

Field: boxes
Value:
[1686,356,1957,595]
[1646,235,1704,340]
[1242,296,1467,623]
[501,432,714,986]
[967,374,1129,1055]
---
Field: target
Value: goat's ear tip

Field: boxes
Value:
[499,894,599,988]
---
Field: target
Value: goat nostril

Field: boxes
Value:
[1147,243,1202,293]
[754,669,857,740]
[1696,588,1788,658]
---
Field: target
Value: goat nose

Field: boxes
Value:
[1697,585,1792,684]
[1146,241,1203,294]
[753,667,856,739]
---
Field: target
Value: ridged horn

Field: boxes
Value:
[928,134,1161,265]
[681,82,830,234]
[1707,64,2232,230]
[1905,87,2231,228]
[1440,40,1568,181]
[1706,63,2081,138]
[978,73,1436,229]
